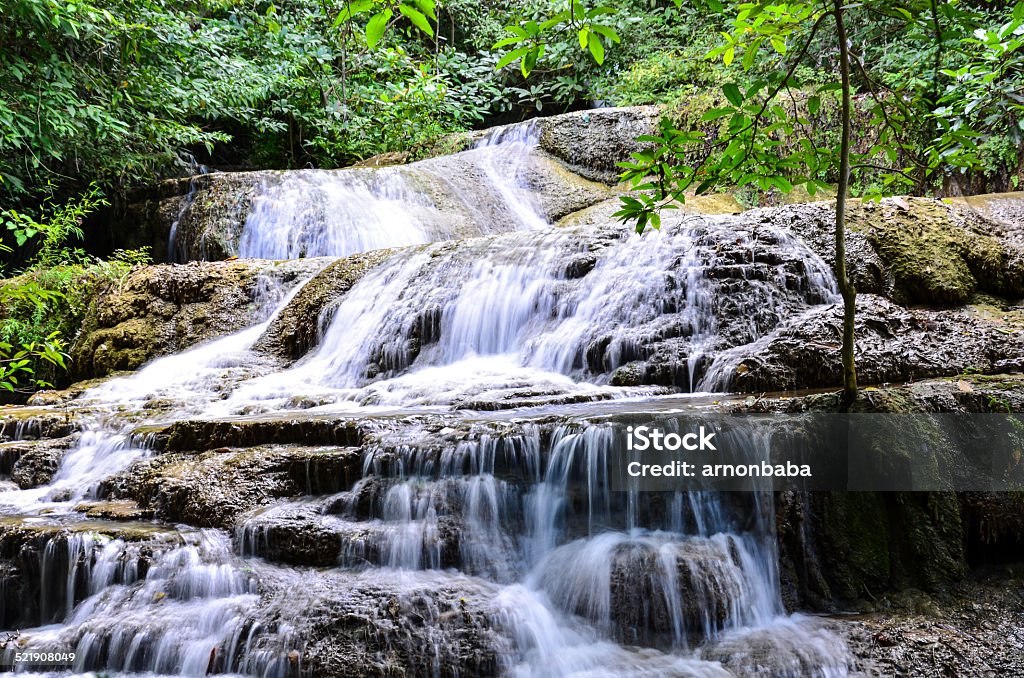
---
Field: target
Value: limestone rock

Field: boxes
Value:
[70,258,327,379]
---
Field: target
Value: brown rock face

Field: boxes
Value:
[70,258,328,379]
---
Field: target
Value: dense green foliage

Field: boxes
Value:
[0,0,620,210]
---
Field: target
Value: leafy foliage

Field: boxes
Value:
[0,187,146,395]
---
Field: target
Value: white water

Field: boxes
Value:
[172,122,546,262]
[0,123,853,676]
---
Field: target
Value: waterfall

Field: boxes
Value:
[219,214,836,411]
[0,116,857,676]
[169,122,547,262]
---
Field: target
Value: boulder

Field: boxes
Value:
[70,258,327,379]
[721,294,1024,392]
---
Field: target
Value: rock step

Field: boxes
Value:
[0,407,77,442]
[135,416,365,452]
[102,444,363,529]
[0,516,185,629]
[0,434,79,488]
[237,500,464,571]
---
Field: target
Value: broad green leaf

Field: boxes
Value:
[722,83,744,107]
[492,36,524,49]
[414,0,437,20]
[523,46,541,76]
[590,25,620,43]
[807,95,821,115]
[333,0,374,26]
[365,10,392,48]
[496,46,531,70]
[701,107,735,121]
[399,5,434,37]
[588,33,605,64]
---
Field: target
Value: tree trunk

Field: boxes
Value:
[834,0,858,405]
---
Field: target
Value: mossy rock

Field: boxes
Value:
[70,258,326,379]
[847,198,1023,305]
[253,250,395,361]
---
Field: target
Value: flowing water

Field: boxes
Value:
[0,124,853,676]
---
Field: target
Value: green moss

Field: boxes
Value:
[846,198,1020,305]
[407,131,475,162]
[818,492,893,600]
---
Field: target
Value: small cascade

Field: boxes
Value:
[222,215,837,412]
[231,420,850,675]
[0,529,282,675]
[169,122,549,262]
[472,121,548,232]
[167,165,209,263]
[237,169,436,260]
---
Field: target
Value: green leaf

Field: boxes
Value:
[701,107,735,121]
[365,10,392,48]
[587,32,605,65]
[722,83,744,107]
[635,212,649,234]
[807,95,821,115]
[773,176,794,192]
[399,4,434,37]
[333,0,374,26]
[492,36,524,49]
[414,0,437,20]
[522,46,541,76]
[723,46,735,66]
[578,27,590,51]
[496,46,531,70]
[590,25,620,44]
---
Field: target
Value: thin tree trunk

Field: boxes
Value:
[834,0,858,405]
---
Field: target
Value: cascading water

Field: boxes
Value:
[0,119,855,676]
[169,121,549,262]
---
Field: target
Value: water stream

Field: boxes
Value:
[1,124,853,676]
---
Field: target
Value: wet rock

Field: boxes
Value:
[71,258,327,380]
[104,445,362,528]
[743,379,1024,611]
[0,407,76,442]
[25,390,66,407]
[535,106,663,184]
[254,250,394,360]
[836,578,1024,677]
[776,195,1024,305]
[73,500,154,521]
[777,488,963,613]
[247,569,507,678]
[150,416,364,452]
[699,617,853,676]
[724,294,1024,392]
[8,434,79,488]
[961,491,1024,565]
[238,501,347,567]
